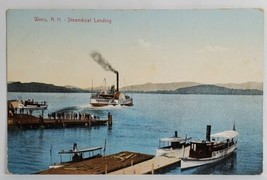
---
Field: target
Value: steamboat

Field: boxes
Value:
[90,71,133,107]
[180,125,239,170]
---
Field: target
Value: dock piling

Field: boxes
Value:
[105,164,108,174]
[88,117,92,126]
[108,112,112,126]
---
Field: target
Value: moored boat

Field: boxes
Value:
[19,99,48,110]
[180,125,239,170]
[8,99,48,115]
[49,143,104,169]
[156,131,191,157]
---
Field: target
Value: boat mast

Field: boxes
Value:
[103,139,107,156]
[183,134,187,158]
[50,145,53,165]
[104,78,106,90]
[233,122,236,131]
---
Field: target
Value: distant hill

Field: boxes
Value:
[216,82,263,91]
[149,85,263,95]
[121,82,201,91]
[8,82,90,93]
[7,81,263,95]
[121,81,263,92]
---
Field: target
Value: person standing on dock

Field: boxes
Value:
[52,112,55,119]
[39,115,44,125]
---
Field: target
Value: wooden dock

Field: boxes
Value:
[109,146,190,174]
[109,155,179,174]
[8,114,112,129]
[38,148,190,175]
[38,151,154,174]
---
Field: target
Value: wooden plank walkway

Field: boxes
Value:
[109,156,178,174]
[109,146,190,175]
[38,151,154,174]
[37,148,190,175]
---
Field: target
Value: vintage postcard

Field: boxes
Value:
[6,9,263,175]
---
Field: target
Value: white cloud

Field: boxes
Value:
[197,45,230,53]
[134,39,152,48]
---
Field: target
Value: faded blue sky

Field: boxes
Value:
[7,9,264,88]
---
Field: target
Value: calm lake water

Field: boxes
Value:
[7,92,263,175]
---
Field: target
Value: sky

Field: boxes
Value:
[7,9,264,88]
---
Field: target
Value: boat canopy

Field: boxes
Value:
[160,137,191,143]
[59,146,103,154]
[211,130,239,139]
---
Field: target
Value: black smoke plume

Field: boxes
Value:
[90,51,117,73]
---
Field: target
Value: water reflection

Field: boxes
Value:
[108,126,112,133]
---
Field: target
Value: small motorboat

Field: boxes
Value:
[49,143,104,169]
[156,131,191,157]
[11,99,48,110]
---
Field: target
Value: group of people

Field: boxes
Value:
[47,112,100,121]
[8,107,34,116]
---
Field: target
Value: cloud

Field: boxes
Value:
[197,45,230,53]
[134,39,152,48]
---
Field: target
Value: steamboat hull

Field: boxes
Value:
[90,97,133,107]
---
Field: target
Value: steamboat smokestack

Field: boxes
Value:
[115,71,119,92]
[174,131,178,138]
[206,125,211,141]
